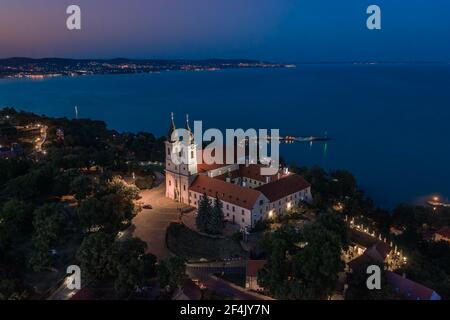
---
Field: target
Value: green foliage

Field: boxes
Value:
[156,256,187,289]
[0,158,31,186]
[316,212,350,249]
[290,223,345,299]
[195,194,225,235]
[196,193,211,233]
[135,175,154,190]
[76,232,115,280]
[52,172,73,196]
[107,238,153,297]
[1,199,32,235]
[251,219,270,232]
[125,132,164,162]
[76,197,103,231]
[0,278,24,300]
[76,233,156,296]
[346,262,396,300]
[0,109,165,299]
[258,213,347,299]
[70,175,94,201]
[76,177,140,234]
[399,243,450,299]
[2,165,55,201]
[208,196,225,235]
[29,203,66,271]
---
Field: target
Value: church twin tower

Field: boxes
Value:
[165,113,198,203]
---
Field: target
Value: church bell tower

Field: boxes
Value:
[165,113,198,204]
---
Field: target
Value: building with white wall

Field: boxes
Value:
[165,114,312,228]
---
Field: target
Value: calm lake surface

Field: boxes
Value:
[1,65,449,208]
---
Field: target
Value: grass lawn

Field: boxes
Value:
[166,223,247,261]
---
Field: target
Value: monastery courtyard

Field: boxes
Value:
[130,180,188,259]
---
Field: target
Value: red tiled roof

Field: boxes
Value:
[214,169,241,181]
[255,174,310,202]
[238,164,282,183]
[386,271,440,300]
[197,162,230,173]
[196,145,238,173]
[246,260,266,277]
[213,164,282,183]
[436,227,450,239]
[189,175,263,210]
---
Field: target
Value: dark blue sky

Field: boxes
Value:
[1,0,449,62]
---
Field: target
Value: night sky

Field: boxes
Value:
[1,0,449,62]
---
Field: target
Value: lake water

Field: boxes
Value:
[1,65,449,208]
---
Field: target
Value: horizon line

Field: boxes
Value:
[1,56,449,65]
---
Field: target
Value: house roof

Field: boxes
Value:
[255,174,310,202]
[189,175,264,210]
[386,271,440,300]
[372,241,392,260]
[213,164,283,184]
[197,162,230,173]
[436,226,450,239]
[196,145,236,173]
[246,260,267,277]
[238,164,283,183]
[347,253,377,271]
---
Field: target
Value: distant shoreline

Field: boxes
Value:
[0,57,293,80]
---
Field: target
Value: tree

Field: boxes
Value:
[196,193,211,233]
[76,197,103,232]
[29,204,66,271]
[156,256,187,290]
[330,170,357,199]
[70,175,94,201]
[316,212,349,250]
[208,196,225,235]
[76,232,114,280]
[258,219,345,299]
[346,262,396,300]
[2,165,55,201]
[258,238,290,298]
[0,199,32,240]
[290,223,345,299]
[107,238,155,297]
[76,177,140,234]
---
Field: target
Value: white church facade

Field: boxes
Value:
[165,113,313,229]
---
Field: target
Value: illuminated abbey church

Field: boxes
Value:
[165,113,312,228]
